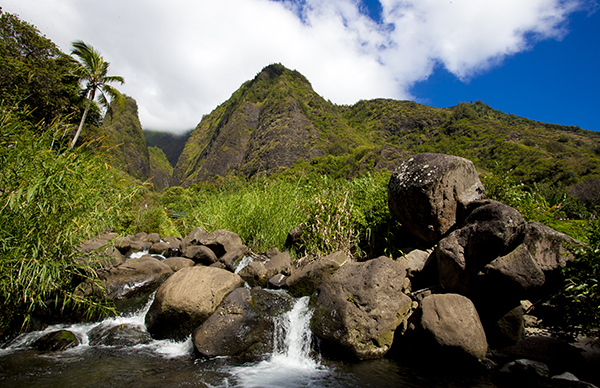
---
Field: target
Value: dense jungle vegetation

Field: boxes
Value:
[0,9,597,341]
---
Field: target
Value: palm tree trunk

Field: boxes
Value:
[69,89,95,150]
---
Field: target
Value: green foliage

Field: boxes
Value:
[157,171,394,258]
[481,166,588,241]
[548,221,600,339]
[69,40,125,150]
[0,108,141,334]
[0,10,96,127]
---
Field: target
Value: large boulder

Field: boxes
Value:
[193,288,293,358]
[388,153,485,243]
[523,221,579,294]
[145,266,244,340]
[404,293,488,361]
[285,251,349,297]
[311,256,413,360]
[436,200,527,296]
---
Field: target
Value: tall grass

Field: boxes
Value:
[0,108,141,334]
[160,172,397,258]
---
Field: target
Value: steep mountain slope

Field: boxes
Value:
[172,64,368,187]
[144,130,191,167]
[102,96,151,181]
[172,64,600,189]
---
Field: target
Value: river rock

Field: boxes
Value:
[145,266,244,340]
[238,260,268,287]
[163,257,195,272]
[220,247,248,271]
[436,200,527,296]
[181,227,208,249]
[286,251,350,297]
[388,153,485,244]
[264,251,293,278]
[405,293,488,361]
[183,245,218,265]
[198,229,244,258]
[78,255,173,303]
[490,336,587,378]
[311,256,413,360]
[193,288,294,358]
[102,255,173,301]
[76,236,125,268]
[87,324,151,347]
[34,330,79,351]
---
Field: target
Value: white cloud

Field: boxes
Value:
[1,0,588,132]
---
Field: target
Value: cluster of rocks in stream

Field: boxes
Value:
[45,152,596,387]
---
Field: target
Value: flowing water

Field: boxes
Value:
[0,294,499,388]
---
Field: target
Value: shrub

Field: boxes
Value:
[0,108,140,335]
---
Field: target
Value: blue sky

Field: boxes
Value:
[2,0,598,132]
[410,7,600,131]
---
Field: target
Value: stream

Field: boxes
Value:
[0,293,498,388]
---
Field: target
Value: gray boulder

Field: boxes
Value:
[145,266,244,340]
[193,288,293,358]
[311,256,413,360]
[436,200,527,295]
[406,293,488,361]
[286,251,349,297]
[76,236,125,268]
[388,153,485,243]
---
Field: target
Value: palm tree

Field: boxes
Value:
[69,40,125,150]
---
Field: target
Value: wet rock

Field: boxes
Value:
[34,330,79,351]
[145,266,244,340]
[311,256,412,360]
[388,153,485,243]
[500,358,550,378]
[238,260,268,287]
[88,324,151,347]
[193,288,293,358]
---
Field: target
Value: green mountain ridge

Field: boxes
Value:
[172,64,600,190]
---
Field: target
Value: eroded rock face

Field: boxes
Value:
[193,288,293,358]
[145,266,244,340]
[406,293,488,361]
[311,256,413,360]
[388,153,485,243]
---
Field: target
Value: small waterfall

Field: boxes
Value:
[228,296,327,388]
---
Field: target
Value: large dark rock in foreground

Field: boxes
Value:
[311,256,413,360]
[193,288,293,358]
[403,293,488,361]
[388,153,485,244]
[145,266,244,340]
